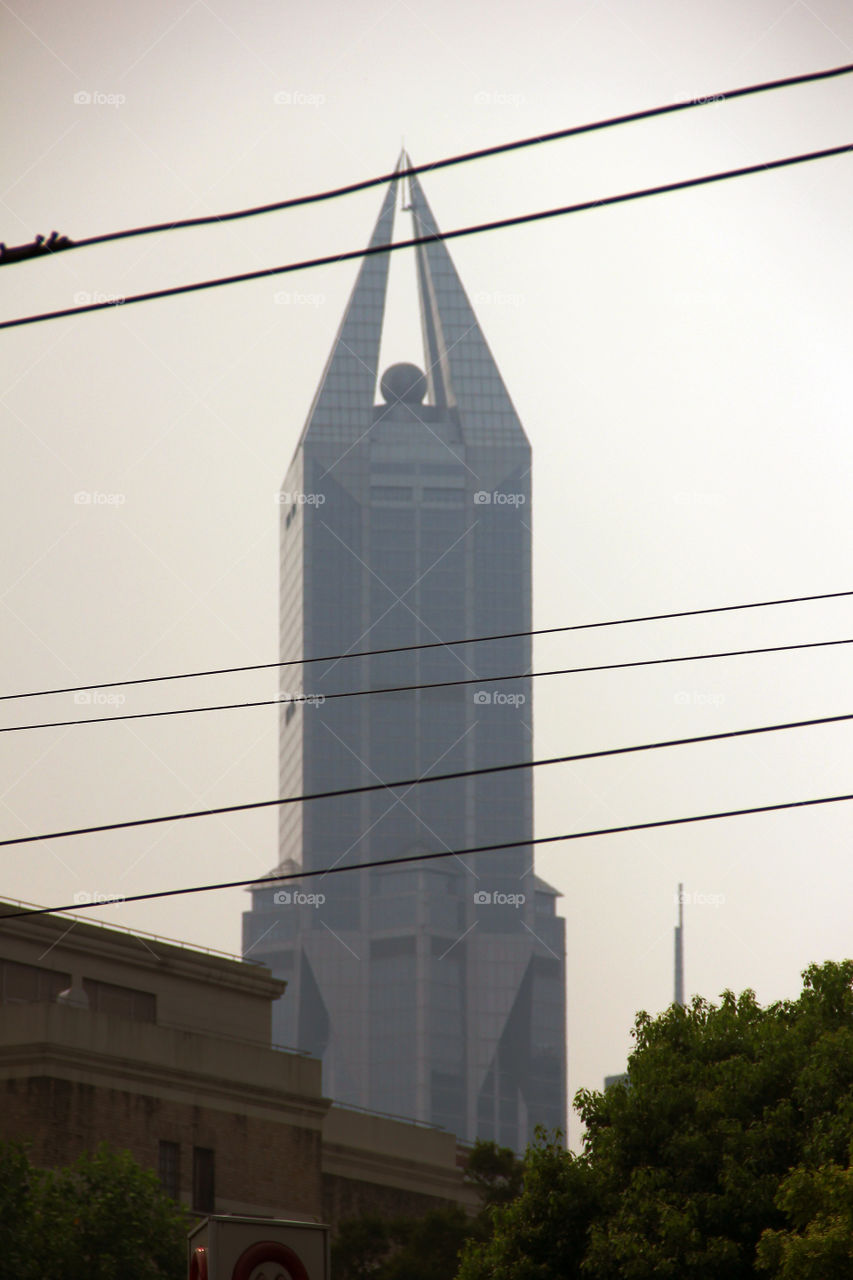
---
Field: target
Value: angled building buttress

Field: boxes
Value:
[297,165,400,448]
[405,163,528,448]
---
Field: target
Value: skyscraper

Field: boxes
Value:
[243,157,566,1149]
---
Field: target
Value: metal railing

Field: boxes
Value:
[156,1017,314,1057]
[0,897,245,962]
[331,1100,446,1130]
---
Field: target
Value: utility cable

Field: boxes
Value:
[3,586,851,705]
[2,787,852,921]
[2,62,849,263]
[1,143,849,331]
[1,709,851,848]
[4,635,852,735]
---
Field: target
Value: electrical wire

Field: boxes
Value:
[1,708,851,849]
[3,586,851,705]
[3,787,852,922]
[4,636,852,735]
[1,143,849,331]
[2,62,849,261]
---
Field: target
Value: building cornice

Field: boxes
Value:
[0,907,284,1000]
[0,1006,329,1128]
[321,1141,480,1211]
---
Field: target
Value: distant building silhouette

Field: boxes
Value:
[675,882,685,1006]
[243,154,566,1149]
[602,883,688,1090]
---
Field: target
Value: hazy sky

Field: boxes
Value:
[1,0,852,1149]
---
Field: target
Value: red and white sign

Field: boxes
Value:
[187,1216,329,1280]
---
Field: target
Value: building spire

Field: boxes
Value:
[297,153,528,454]
[674,883,685,1006]
[297,168,399,448]
[405,166,527,447]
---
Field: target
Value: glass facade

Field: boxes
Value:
[243,166,566,1148]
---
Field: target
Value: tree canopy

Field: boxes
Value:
[330,1139,525,1280]
[459,960,853,1279]
[0,1141,190,1280]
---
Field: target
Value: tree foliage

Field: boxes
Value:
[331,1139,524,1280]
[0,1141,190,1280]
[463,1136,525,1207]
[457,1131,598,1280]
[756,1157,853,1278]
[458,960,853,1279]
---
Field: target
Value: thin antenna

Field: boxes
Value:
[399,145,413,212]
[674,883,685,1006]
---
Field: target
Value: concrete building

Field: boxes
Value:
[243,155,566,1149]
[0,901,478,1227]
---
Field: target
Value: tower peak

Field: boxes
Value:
[296,159,526,451]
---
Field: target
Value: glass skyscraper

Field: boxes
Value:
[243,158,566,1149]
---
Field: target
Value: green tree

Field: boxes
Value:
[382,1205,474,1280]
[0,1141,190,1280]
[0,1142,38,1280]
[457,960,853,1280]
[756,1155,853,1277]
[330,1213,391,1280]
[463,1138,525,1208]
[457,1130,598,1280]
[331,1139,524,1280]
[331,1205,473,1280]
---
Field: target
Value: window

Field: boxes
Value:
[82,978,156,1022]
[0,960,70,1004]
[192,1147,215,1213]
[422,486,464,504]
[158,1140,180,1200]
[370,485,413,504]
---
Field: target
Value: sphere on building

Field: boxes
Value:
[380,362,427,404]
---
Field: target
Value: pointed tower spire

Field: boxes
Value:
[297,162,401,447]
[406,165,528,447]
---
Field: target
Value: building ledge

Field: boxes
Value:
[0,1003,329,1127]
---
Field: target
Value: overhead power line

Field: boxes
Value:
[3,787,853,923]
[1,708,851,849]
[1,143,849,331]
[3,586,851,705]
[2,62,849,264]
[5,636,853,736]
